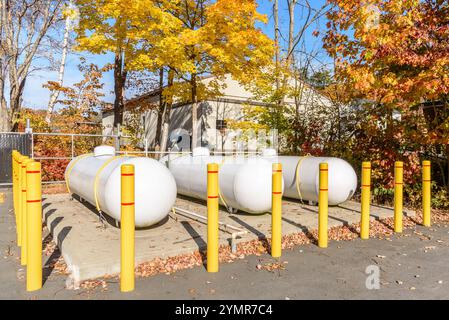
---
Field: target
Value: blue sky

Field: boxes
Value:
[24,0,331,110]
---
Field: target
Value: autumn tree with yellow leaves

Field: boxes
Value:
[74,0,274,148]
[75,0,138,131]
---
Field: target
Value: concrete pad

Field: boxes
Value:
[42,194,415,287]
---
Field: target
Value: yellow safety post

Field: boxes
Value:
[26,161,42,291]
[394,161,404,233]
[422,160,431,227]
[12,150,18,215]
[17,155,28,248]
[12,151,18,230]
[207,163,219,272]
[21,157,32,265]
[360,162,371,239]
[271,163,282,258]
[13,151,22,242]
[120,164,135,292]
[318,163,328,248]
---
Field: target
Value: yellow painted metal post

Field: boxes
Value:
[12,150,17,215]
[318,163,328,248]
[422,160,431,227]
[120,164,135,292]
[21,157,32,265]
[207,163,219,272]
[394,161,404,233]
[26,161,42,291]
[271,163,282,258]
[360,162,371,239]
[12,151,18,233]
[17,155,25,247]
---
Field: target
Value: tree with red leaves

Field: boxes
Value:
[324,0,449,195]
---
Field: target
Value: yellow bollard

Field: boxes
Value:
[12,150,18,215]
[12,151,18,230]
[394,161,404,233]
[271,163,282,258]
[17,156,27,248]
[21,157,32,265]
[360,162,371,239]
[120,164,135,292]
[318,163,328,248]
[26,161,42,291]
[422,160,431,227]
[207,163,219,272]
[16,155,22,246]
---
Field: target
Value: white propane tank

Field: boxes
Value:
[261,149,357,205]
[162,147,283,214]
[66,146,177,227]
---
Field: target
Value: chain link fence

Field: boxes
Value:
[0,133,32,184]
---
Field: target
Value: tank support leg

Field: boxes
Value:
[98,210,107,229]
[231,233,240,253]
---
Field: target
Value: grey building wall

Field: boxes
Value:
[102,98,246,151]
[102,74,335,151]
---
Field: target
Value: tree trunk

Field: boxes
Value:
[287,0,296,68]
[155,68,164,148]
[0,102,9,131]
[8,77,26,132]
[159,69,174,155]
[113,48,127,130]
[45,13,71,123]
[0,75,10,131]
[280,0,296,107]
[274,0,280,93]
[191,74,198,149]
[0,0,62,132]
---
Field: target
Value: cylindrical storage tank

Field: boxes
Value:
[262,151,357,205]
[66,146,177,227]
[162,147,283,214]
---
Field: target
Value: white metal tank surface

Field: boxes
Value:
[262,149,357,205]
[66,146,177,227]
[162,147,283,214]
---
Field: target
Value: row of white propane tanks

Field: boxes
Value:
[65,146,357,227]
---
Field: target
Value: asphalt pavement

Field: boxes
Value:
[1,187,448,300]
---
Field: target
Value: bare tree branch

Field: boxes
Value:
[0,0,64,131]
